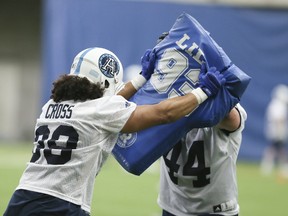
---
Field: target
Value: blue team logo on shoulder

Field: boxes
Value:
[98,54,120,78]
[117,132,137,148]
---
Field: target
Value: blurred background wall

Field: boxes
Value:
[1,0,288,162]
[0,0,41,140]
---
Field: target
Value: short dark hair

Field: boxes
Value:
[51,75,104,102]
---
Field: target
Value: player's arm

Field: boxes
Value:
[117,82,138,99]
[121,66,226,133]
[217,106,241,132]
[121,93,198,132]
[117,49,156,99]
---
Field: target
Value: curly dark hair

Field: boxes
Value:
[51,75,105,102]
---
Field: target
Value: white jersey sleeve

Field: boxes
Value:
[16,96,136,213]
[158,104,247,216]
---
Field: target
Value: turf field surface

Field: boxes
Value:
[1,143,287,216]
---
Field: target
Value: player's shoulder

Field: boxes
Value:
[73,95,126,106]
[95,95,127,103]
[81,96,136,114]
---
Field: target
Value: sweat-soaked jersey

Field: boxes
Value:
[158,104,247,216]
[16,96,136,213]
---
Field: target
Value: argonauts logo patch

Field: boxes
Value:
[117,132,137,148]
[98,54,120,78]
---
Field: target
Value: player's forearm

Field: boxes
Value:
[121,92,201,133]
[117,82,137,100]
[157,93,199,123]
[117,74,148,99]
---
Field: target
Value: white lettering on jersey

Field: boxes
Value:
[176,33,205,64]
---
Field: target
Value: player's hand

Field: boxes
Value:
[140,49,156,80]
[198,64,226,97]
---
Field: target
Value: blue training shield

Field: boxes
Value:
[112,12,251,175]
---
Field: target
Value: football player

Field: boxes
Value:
[158,104,246,216]
[4,47,225,216]
[261,84,288,177]
[156,32,247,216]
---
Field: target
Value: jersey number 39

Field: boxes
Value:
[30,125,79,165]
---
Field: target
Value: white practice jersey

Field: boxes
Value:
[158,104,247,216]
[17,96,136,213]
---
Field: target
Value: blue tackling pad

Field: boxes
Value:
[112,12,251,175]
